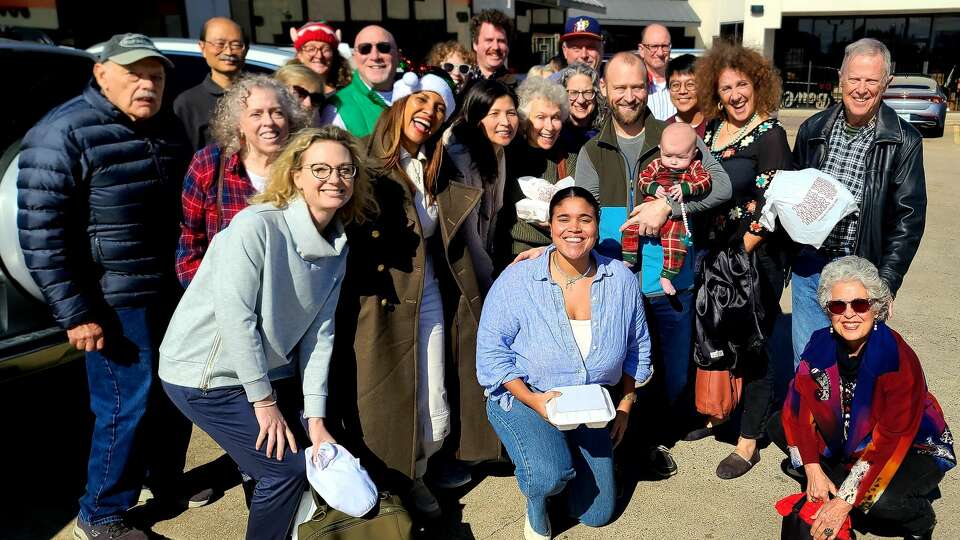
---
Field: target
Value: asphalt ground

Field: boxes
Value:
[2,109,957,539]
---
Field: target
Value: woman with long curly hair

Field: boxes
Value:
[693,42,794,479]
[176,74,309,286]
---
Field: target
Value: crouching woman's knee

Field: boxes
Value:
[518,461,575,501]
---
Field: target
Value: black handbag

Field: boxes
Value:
[693,244,766,370]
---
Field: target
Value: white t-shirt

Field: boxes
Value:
[247,169,267,193]
[569,319,592,360]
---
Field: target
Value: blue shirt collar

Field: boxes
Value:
[533,244,614,283]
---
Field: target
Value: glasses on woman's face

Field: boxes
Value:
[290,85,324,105]
[567,89,596,101]
[302,163,358,181]
[826,298,875,315]
[356,42,392,55]
[669,80,696,93]
[300,43,332,57]
[442,62,471,75]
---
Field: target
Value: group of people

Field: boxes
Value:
[14,7,953,540]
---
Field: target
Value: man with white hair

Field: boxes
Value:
[791,37,927,368]
[319,25,398,136]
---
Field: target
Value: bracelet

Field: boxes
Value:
[253,400,277,409]
[620,392,637,404]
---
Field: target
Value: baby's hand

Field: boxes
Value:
[654,186,667,199]
[668,184,684,202]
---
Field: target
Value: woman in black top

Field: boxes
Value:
[695,42,793,479]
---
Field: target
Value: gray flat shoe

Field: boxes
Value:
[715,448,760,479]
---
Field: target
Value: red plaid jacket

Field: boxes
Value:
[176,144,256,287]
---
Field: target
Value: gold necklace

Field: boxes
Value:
[552,252,592,289]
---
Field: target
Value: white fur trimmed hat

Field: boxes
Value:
[392,71,456,121]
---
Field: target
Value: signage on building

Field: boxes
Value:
[0,0,58,29]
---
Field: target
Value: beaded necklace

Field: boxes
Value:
[710,112,759,153]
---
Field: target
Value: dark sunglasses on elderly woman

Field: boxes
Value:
[826,298,875,315]
[291,85,324,105]
[356,42,392,55]
[442,62,471,75]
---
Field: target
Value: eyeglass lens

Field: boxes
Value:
[826,299,873,315]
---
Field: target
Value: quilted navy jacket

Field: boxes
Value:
[17,79,188,329]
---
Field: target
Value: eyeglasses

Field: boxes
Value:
[302,163,358,181]
[290,85,324,105]
[356,42,392,55]
[203,40,247,52]
[825,298,875,315]
[641,43,671,52]
[300,44,332,57]
[669,81,697,92]
[442,62,471,75]
[567,89,596,101]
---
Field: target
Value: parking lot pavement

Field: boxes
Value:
[3,110,957,539]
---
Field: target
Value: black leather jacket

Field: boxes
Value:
[792,102,926,296]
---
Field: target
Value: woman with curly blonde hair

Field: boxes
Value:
[692,42,793,480]
[176,74,309,286]
[160,126,375,540]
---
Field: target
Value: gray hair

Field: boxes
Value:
[817,256,893,321]
[558,63,608,129]
[210,74,310,156]
[516,76,569,123]
[840,38,892,80]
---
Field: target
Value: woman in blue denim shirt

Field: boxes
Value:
[477,187,653,540]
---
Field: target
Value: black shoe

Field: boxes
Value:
[904,521,935,540]
[647,445,678,478]
[716,448,760,479]
[426,459,473,489]
[681,426,714,442]
[73,517,148,540]
[150,484,216,509]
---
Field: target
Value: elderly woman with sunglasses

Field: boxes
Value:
[176,75,309,287]
[274,63,325,122]
[767,256,955,540]
[427,40,474,93]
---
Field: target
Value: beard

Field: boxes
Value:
[611,102,643,127]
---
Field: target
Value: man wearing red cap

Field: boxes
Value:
[174,17,248,151]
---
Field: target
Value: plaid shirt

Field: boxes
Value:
[821,111,877,255]
[175,145,256,287]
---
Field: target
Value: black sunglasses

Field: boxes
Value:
[356,42,392,55]
[442,62,471,75]
[291,85,324,105]
[826,298,875,315]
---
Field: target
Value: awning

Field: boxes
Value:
[519,0,607,15]
[568,0,700,27]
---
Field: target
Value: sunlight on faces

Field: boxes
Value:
[602,57,647,127]
[717,68,757,124]
[293,140,355,221]
[668,72,698,113]
[828,280,876,351]
[550,196,598,261]
[480,95,519,147]
[525,98,563,150]
[566,73,596,125]
[639,25,671,74]
[443,51,468,91]
[288,81,322,112]
[353,26,396,89]
[840,54,891,127]
[562,37,602,71]
[297,40,335,77]
[94,58,165,121]
[239,87,289,159]
[473,23,509,73]
[402,91,446,149]
[659,124,697,170]
[200,19,246,76]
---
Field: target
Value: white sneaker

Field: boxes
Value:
[409,478,441,518]
[523,512,551,540]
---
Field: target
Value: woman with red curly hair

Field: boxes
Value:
[693,42,794,479]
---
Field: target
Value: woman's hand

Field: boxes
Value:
[742,232,763,253]
[621,199,671,236]
[526,390,561,420]
[307,417,336,462]
[609,395,633,448]
[254,401,298,461]
[803,463,837,503]
[811,497,852,540]
[511,246,548,265]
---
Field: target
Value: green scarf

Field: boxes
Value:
[328,70,389,137]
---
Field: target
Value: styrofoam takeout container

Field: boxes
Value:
[545,384,615,431]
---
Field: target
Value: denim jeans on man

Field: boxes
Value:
[486,399,615,536]
[79,304,191,525]
[790,248,831,369]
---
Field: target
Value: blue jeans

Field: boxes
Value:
[641,289,695,443]
[790,249,831,370]
[486,399,615,536]
[80,304,188,525]
[163,381,308,540]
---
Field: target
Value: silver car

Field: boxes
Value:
[883,75,948,137]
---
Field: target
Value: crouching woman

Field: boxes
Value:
[476,187,653,540]
[159,127,375,540]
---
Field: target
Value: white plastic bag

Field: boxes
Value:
[515,176,575,222]
[304,443,378,517]
[759,169,858,248]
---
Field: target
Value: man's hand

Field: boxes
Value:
[621,199,671,236]
[66,322,105,352]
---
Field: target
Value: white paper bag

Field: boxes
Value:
[759,169,858,248]
[515,176,575,222]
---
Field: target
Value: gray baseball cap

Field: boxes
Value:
[98,33,173,69]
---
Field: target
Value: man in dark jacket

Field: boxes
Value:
[17,34,197,540]
[791,38,927,368]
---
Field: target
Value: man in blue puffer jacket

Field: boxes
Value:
[17,34,195,540]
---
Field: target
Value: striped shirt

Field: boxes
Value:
[647,79,677,121]
[821,111,877,256]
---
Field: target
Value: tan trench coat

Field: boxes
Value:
[328,144,501,481]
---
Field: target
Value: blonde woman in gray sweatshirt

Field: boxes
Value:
[159,127,376,540]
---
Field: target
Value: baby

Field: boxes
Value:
[623,123,711,295]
